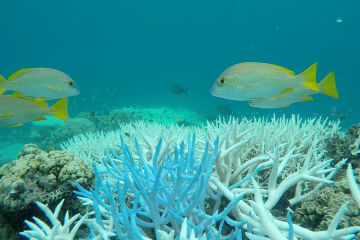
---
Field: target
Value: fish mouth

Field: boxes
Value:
[210,86,218,96]
[210,89,217,96]
[69,90,80,96]
[74,87,80,95]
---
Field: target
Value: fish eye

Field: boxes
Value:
[68,81,74,86]
[218,78,225,86]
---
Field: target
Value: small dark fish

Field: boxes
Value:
[170,84,187,95]
[331,106,355,118]
[216,105,233,115]
[206,114,217,122]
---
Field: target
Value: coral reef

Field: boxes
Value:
[0,106,205,164]
[325,122,360,167]
[19,115,360,239]
[0,144,94,239]
[0,144,94,212]
[20,199,89,240]
[73,136,244,239]
[294,167,360,231]
[56,115,360,239]
[76,106,204,132]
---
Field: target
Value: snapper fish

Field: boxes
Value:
[0,68,79,99]
[249,72,339,108]
[211,62,319,101]
[0,93,68,127]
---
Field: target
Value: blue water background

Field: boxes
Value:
[0,0,359,162]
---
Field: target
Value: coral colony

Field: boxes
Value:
[20,115,360,239]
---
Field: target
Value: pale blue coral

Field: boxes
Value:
[75,135,245,239]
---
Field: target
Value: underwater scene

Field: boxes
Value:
[0,0,359,239]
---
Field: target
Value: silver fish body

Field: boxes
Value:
[0,68,79,99]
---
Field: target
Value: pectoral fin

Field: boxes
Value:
[279,104,291,108]
[0,113,13,119]
[278,88,293,95]
[33,116,47,121]
[300,96,314,102]
[43,84,60,91]
[249,97,265,100]
[244,84,256,89]
[8,123,22,127]
[11,92,25,98]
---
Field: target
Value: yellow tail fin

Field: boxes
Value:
[51,98,68,121]
[0,75,6,94]
[300,62,319,91]
[318,72,339,98]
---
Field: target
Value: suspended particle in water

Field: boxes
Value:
[336,17,343,23]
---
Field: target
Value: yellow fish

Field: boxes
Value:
[211,62,319,101]
[0,68,79,99]
[248,72,339,108]
[0,93,68,127]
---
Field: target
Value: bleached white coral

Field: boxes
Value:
[350,138,360,156]
[20,199,87,240]
[58,114,360,240]
[62,114,339,184]
[347,163,360,208]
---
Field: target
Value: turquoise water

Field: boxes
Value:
[0,0,359,162]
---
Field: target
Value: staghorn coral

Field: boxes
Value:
[22,115,360,240]
[0,144,94,213]
[20,199,89,240]
[74,136,244,239]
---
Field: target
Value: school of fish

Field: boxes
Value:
[0,62,339,127]
[0,68,79,127]
[211,62,339,108]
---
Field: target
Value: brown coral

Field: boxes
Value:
[325,123,360,167]
[0,144,94,213]
[294,167,360,233]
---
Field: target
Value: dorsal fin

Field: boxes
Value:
[268,64,295,76]
[8,68,37,81]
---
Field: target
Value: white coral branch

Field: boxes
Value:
[347,163,360,208]
[20,199,88,240]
